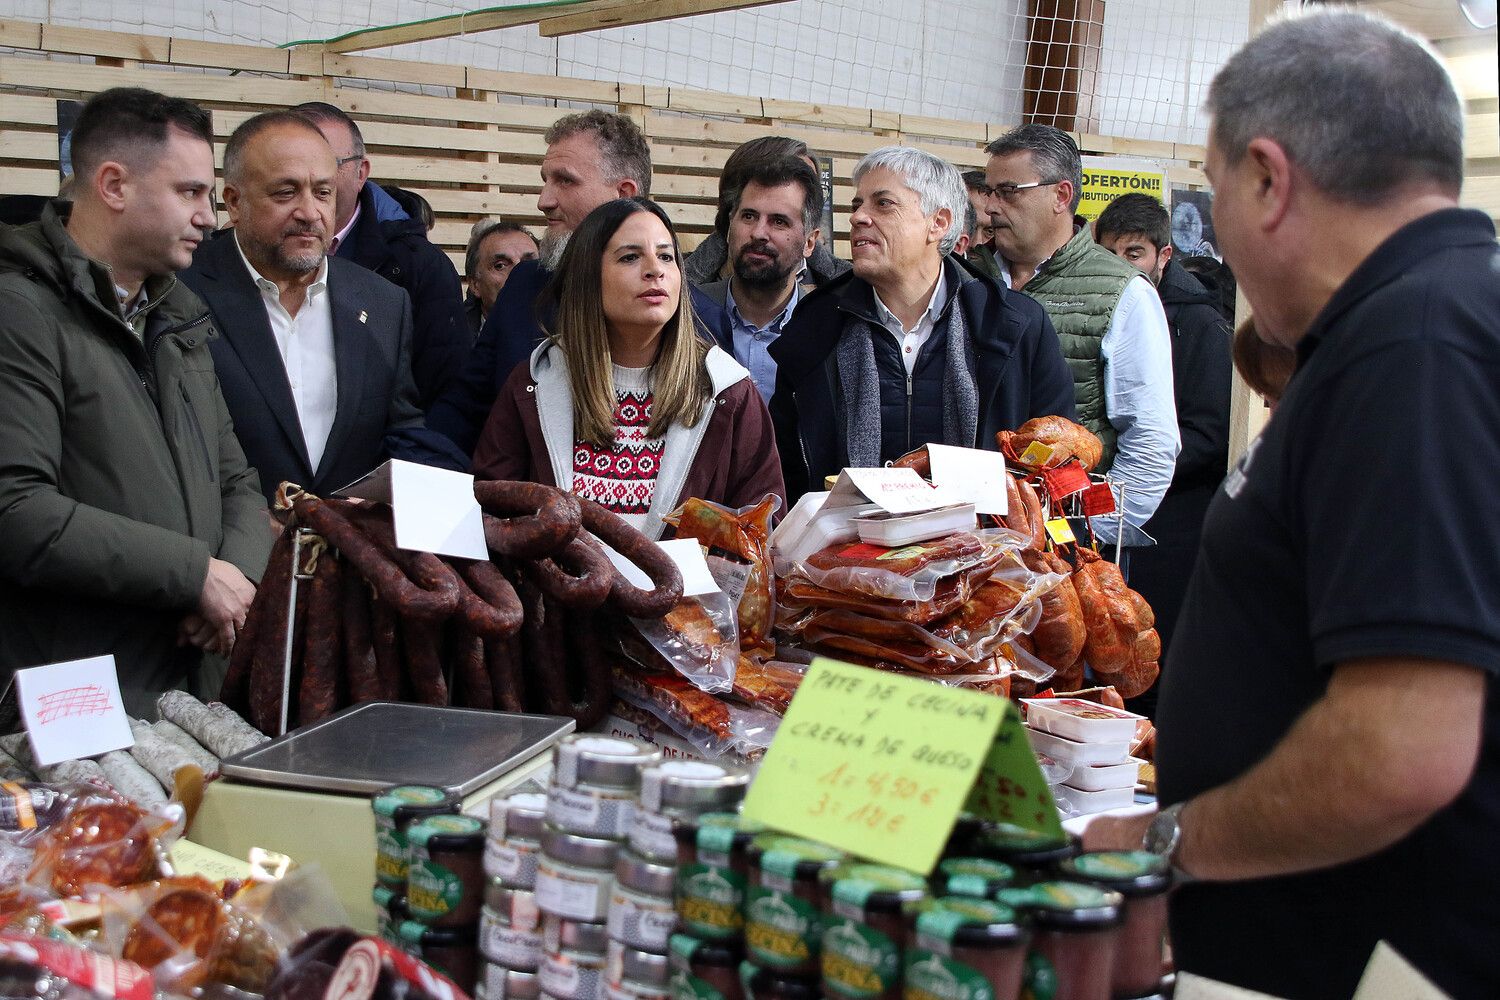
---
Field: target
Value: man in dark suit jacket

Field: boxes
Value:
[180,111,457,502]
[424,110,731,457]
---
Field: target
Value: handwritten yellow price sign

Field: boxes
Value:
[742,658,1007,875]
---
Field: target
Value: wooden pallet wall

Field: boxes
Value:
[0,18,1212,272]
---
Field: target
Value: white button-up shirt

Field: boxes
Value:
[872,269,948,374]
[234,233,339,472]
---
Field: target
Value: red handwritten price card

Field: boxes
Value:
[742,657,1005,875]
[15,654,132,766]
[963,709,1066,841]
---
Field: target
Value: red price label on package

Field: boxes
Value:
[1080,482,1117,516]
[1041,462,1092,502]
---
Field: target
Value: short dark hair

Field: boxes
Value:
[728,155,823,234]
[1095,193,1171,251]
[960,169,990,195]
[985,124,1083,213]
[69,88,213,181]
[544,110,652,198]
[1207,10,1463,203]
[466,220,538,278]
[714,136,816,236]
[292,101,366,158]
[223,111,330,185]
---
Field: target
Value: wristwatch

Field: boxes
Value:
[1144,801,1197,885]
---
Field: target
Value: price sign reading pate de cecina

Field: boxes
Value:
[743,658,1061,874]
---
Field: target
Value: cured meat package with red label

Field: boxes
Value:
[611,666,779,759]
[791,529,1024,602]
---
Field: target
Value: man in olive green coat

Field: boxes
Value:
[0,88,270,717]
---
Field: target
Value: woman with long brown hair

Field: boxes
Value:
[472,198,784,538]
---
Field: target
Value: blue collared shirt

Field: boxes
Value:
[726,281,802,403]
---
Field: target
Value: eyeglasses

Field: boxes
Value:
[991,179,1062,200]
[334,153,364,169]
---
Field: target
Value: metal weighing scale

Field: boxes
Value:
[190,702,574,932]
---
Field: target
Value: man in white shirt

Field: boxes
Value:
[180,112,439,500]
[769,146,1075,501]
[696,155,823,402]
[986,125,1180,542]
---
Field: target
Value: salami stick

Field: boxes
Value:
[1016,478,1046,549]
[148,721,220,776]
[41,758,109,788]
[341,569,382,703]
[455,560,524,638]
[519,579,568,717]
[576,497,684,618]
[485,634,526,714]
[203,702,273,756]
[474,481,582,558]
[297,550,343,727]
[370,599,404,701]
[402,620,449,706]
[521,536,614,610]
[159,692,268,758]
[454,630,493,709]
[0,747,30,782]
[563,606,612,730]
[97,751,168,807]
[127,719,205,789]
[294,497,458,621]
[220,528,282,713]
[242,527,296,724]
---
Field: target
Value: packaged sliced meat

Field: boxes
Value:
[611,667,779,761]
[800,578,1035,665]
[727,657,803,715]
[106,877,280,994]
[796,530,1006,602]
[778,546,1017,625]
[626,555,749,694]
[27,800,175,898]
[665,495,779,652]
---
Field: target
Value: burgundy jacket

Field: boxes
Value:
[472,341,786,538]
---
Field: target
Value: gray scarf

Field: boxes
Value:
[834,292,979,468]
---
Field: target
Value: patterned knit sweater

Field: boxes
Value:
[571,364,663,530]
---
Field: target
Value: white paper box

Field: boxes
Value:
[1023,697,1145,744]
[852,503,977,547]
[1054,782,1136,816]
[1027,726,1132,767]
[1063,757,1144,792]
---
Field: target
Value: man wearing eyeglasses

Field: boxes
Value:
[985,125,1179,547]
[292,102,469,409]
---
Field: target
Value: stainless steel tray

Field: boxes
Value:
[220,702,574,796]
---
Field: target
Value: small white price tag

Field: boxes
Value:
[600,538,720,598]
[926,443,1009,516]
[338,459,487,560]
[830,467,957,514]
[16,655,133,767]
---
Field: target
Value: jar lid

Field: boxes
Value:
[1000,881,1123,929]
[541,824,620,869]
[373,785,460,821]
[492,792,549,841]
[694,812,766,855]
[739,961,819,1000]
[397,919,478,947]
[372,884,398,909]
[827,864,928,912]
[609,941,670,989]
[748,833,843,879]
[973,822,1075,866]
[668,934,741,972]
[554,735,660,791]
[409,814,486,851]
[485,880,541,928]
[915,897,1027,948]
[639,761,750,814]
[485,963,540,1000]
[544,913,608,955]
[616,849,676,897]
[935,857,1015,898]
[1059,851,1171,896]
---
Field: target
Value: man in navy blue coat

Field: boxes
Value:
[426,110,729,457]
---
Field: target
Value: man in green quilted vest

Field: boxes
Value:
[984,125,1180,546]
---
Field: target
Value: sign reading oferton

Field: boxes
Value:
[1078,156,1168,222]
[742,658,1063,875]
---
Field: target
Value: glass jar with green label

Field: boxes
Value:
[743,834,844,976]
[407,814,486,927]
[906,897,1029,1000]
[399,919,480,993]
[932,858,1015,900]
[373,785,460,887]
[998,882,1122,1000]
[818,864,928,1000]
[676,813,765,941]
[971,824,1075,885]
[1057,852,1170,999]
[669,934,743,1000]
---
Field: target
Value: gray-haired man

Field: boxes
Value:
[1088,11,1500,997]
[769,145,1075,502]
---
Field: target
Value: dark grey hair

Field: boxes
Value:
[962,198,978,242]
[292,102,366,159]
[1206,10,1463,203]
[544,110,653,199]
[852,146,968,254]
[985,125,1083,213]
[465,219,537,279]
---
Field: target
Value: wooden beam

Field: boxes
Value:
[321,0,640,53]
[537,0,793,38]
